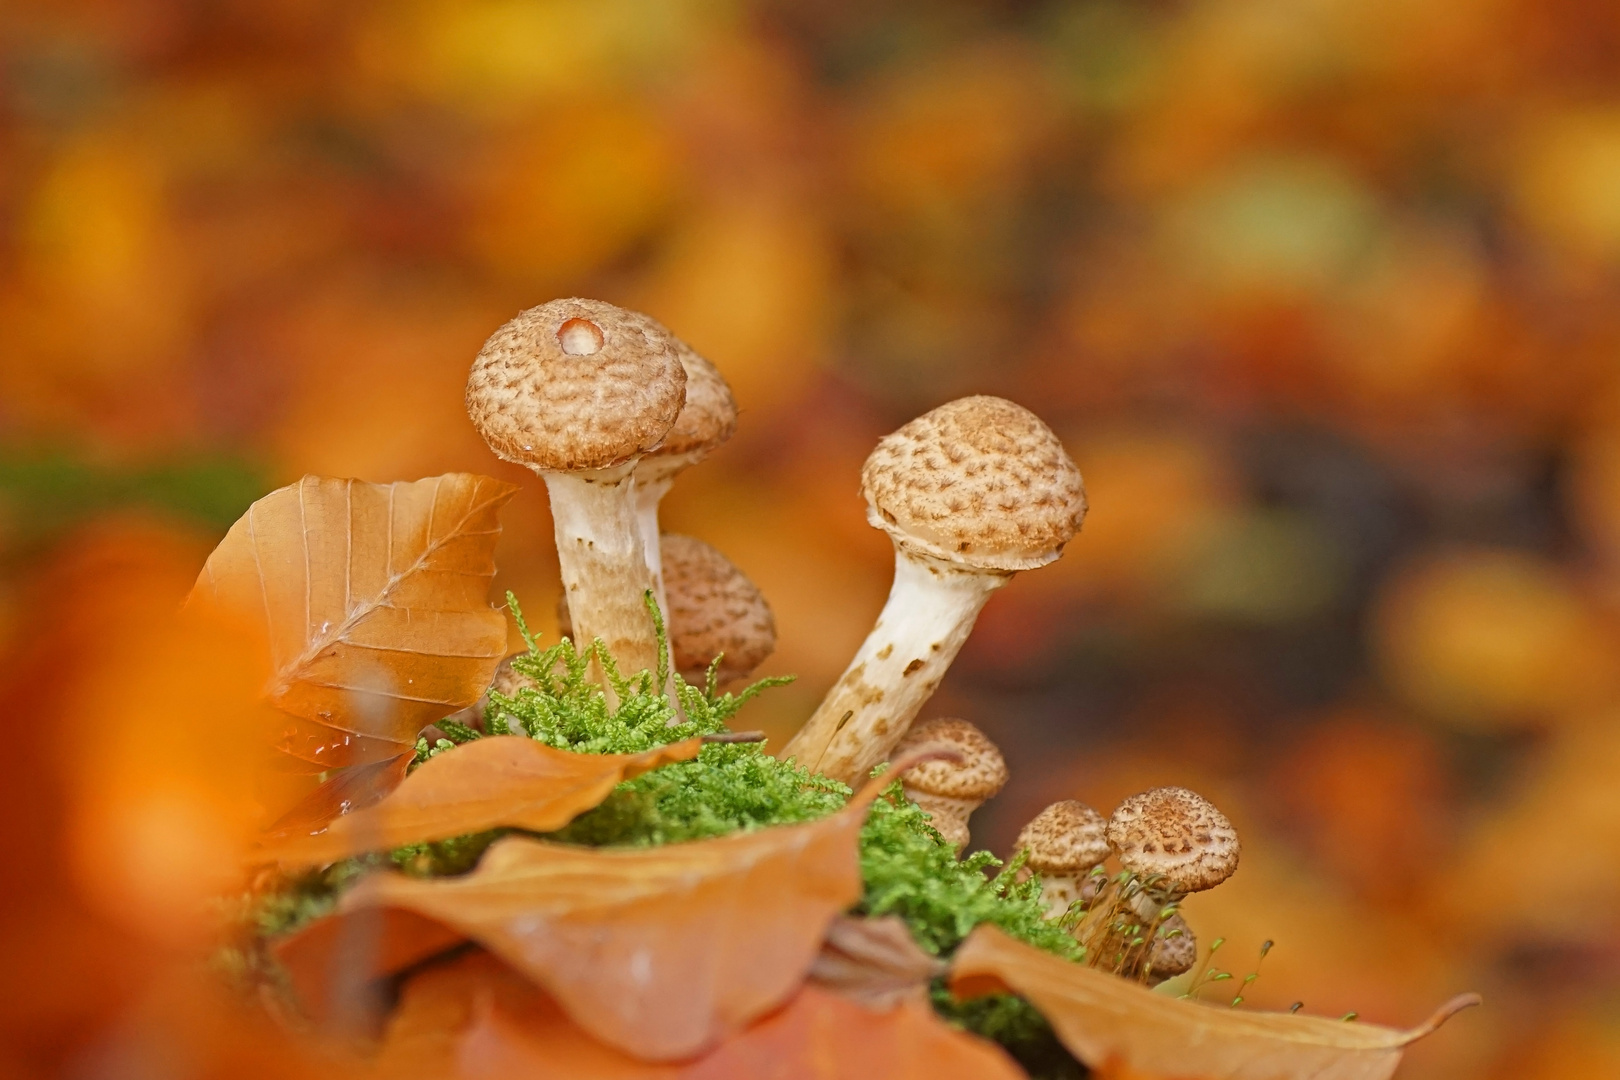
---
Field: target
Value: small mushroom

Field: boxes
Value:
[781,396,1086,785]
[558,534,776,690]
[624,321,738,618]
[1105,786,1241,898]
[890,718,1009,849]
[466,298,686,683]
[1014,800,1111,919]
[1143,913,1197,984]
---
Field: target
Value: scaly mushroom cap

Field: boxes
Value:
[1147,914,1198,979]
[636,325,737,463]
[861,396,1087,572]
[662,534,775,684]
[1015,800,1111,875]
[892,718,1009,801]
[466,298,687,472]
[1106,786,1240,893]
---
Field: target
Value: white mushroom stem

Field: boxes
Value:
[545,463,661,685]
[1036,868,1105,920]
[903,789,980,848]
[780,550,1010,785]
[630,453,701,621]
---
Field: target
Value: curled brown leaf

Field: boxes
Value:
[258,736,703,865]
[949,925,1481,1080]
[808,915,946,1010]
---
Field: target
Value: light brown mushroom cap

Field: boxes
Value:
[662,534,775,684]
[1106,786,1240,893]
[892,718,1009,801]
[636,327,737,463]
[860,396,1087,572]
[1015,800,1111,874]
[1147,914,1198,979]
[466,298,687,472]
[555,535,776,685]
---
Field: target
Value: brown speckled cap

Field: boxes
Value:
[861,396,1087,571]
[631,320,737,463]
[892,718,1009,801]
[1148,914,1197,978]
[466,298,687,472]
[1015,800,1111,874]
[662,534,775,684]
[1106,786,1240,893]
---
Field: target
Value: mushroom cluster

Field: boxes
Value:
[1011,785,1242,985]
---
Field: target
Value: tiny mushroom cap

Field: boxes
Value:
[893,718,1010,802]
[862,395,1088,571]
[466,297,687,472]
[1106,786,1240,894]
[1147,914,1198,980]
[662,534,775,686]
[1015,801,1111,875]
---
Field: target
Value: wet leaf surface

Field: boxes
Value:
[949,926,1481,1080]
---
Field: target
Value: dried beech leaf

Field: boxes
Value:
[374,950,1024,1080]
[260,736,704,865]
[950,925,1481,1080]
[265,753,414,839]
[808,915,945,1009]
[189,474,517,764]
[298,761,935,1062]
[275,908,468,1024]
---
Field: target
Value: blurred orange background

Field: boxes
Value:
[2,1,1618,1077]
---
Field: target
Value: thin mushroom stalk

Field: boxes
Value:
[546,464,661,676]
[789,552,1008,780]
[781,396,1087,786]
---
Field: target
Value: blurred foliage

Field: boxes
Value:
[2,0,1619,1077]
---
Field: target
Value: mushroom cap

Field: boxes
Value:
[892,717,1009,802]
[634,322,737,463]
[1147,914,1198,978]
[662,534,775,684]
[1106,786,1240,893]
[466,298,687,472]
[861,396,1087,572]
[1015,800,1111,875]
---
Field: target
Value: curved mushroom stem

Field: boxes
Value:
[780,549,1010,785]
[544,464,660,688]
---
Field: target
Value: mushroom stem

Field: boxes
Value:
[905,791,979,848]
[545,464,661,683]
[781,550,1009,784]
[630,461,690,623]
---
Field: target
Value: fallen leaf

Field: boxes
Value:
[263,754,415,842]
[808,915,945,1009]
[189,473,517,767]
[284,752,950,1061]
[374,950,1024,1080]
[949,925,1481,1080]
[274,908,468,1025]
[260,736,704,865]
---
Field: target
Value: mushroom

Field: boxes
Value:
[1142,913,1197,984]
[558,533,776,689]
[466,298,686,683]
[1014,800,1111,919]
[780,396,1086,785]
[889,717,1008,849]
[1105,786,1240,899]
[624,321,738,618]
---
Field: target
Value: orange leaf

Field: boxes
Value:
[949,925,1481,1080]
[259,736,704,865]
[284,762,926,1061]
[188,473,517,765]
[374,950,1024,1080]
[263,754,415,840]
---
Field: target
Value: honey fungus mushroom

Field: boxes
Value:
[466,298,686,681]
[889,718,1008,849]
[781,396,1086,785]
[1015,801,1111,919]
[558,534,776,689]
[1106,786,1240,897]
[625,324,738,618]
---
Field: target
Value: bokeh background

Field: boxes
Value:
[3,1,1619,1077]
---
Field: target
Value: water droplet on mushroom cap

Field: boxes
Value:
[557,317,604,355]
